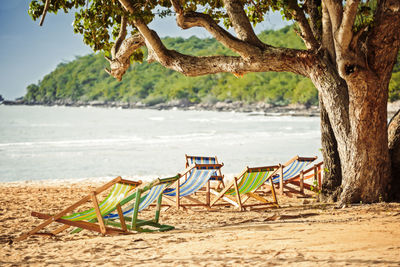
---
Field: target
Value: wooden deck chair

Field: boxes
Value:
[162,163,223,210]
[103,175,180,232]
[15,177,141,242]
[210,165,280,211]
[185,154,225,189]
[282,161,324,195]
[271,156,317,196]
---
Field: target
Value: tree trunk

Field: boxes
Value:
[337,71,391,204]
[319,95,342,202]
[311,63,391,204]
[388,109,400,200]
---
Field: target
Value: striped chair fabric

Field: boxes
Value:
[226,167,276,196]
[163,167,216,197]
[105,182,169,219]
[271,158,315,184]
[62,183,134,221]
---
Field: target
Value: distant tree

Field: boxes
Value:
[25,84,40,101]
[29,0,400,204]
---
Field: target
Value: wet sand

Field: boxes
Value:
[1,180,400,266]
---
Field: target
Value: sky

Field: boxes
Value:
[0,0,290,100]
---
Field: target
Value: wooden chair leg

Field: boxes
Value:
[176,179,180,210]
[116,204,127,232]
[206,180,210,207]
[233,178,242,211]
[155,194,163,223]
[91,192,107,235]
[131,189,142,230]
[279,166,284,195]
[300,171,304,194]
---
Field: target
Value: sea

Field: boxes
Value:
[0,105,322,183]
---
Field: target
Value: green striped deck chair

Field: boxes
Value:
[103,175,180,232]
[272,156,317,195]
[15,177,141,242]
[210,165,280,211]
[185,154,225,189]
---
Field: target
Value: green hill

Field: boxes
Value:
[24,26,400,106]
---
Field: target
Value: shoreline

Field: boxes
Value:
[3,99,400,117]
[1,99,321,117]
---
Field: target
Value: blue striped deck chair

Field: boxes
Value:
[185,154,225,189]
[103,175,180,232]
[282,161,324,195]
[210,165,280,211]
[16,177,141,241]
[163,163,224,210]
[272,156,317,195]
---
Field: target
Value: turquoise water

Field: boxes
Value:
[0,105,321,182]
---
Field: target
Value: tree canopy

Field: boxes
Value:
[24,25,400,106]
[24,26,321,105]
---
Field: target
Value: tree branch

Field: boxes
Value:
[322,0,343,33]
[288,0,319,50]
[111,0,315,81]
[105,33,145,81]
[322,0,336,62]
[368,0,400,83]
[337,0,360,51]
[111,16,128,59]
[170,0,262,59]
[118,0,135,13]
[304,0,322,42]
[134,18,313,77]
[222,0,264,48]
[39,0,51,26]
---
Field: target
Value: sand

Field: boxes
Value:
[1,180,400,266]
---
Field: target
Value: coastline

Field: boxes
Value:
[1,99,321,117]
[3,99,400,117]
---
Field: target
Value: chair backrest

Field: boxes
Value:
[227,166,279,195]
[185,155,218,165]
[185,154,223,180]
[105,176,179,218]
[164,164,222,197]
[137,183,168,212]
[272,156,317,183]
[62,183,134,221]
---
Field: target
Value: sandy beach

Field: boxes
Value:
[1,180,400,266]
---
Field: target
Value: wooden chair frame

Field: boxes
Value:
[279,161,323,196]
[104,175,180,232]
[274,156,318,195]
[162,163,224,211]
[210,165,280,211]
[185,154,225,189]
[15,177,141,242]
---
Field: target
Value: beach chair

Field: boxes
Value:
[15,177,141,242]
[279,161,324,195]
[185,154,225,189]
[162,163,224,210]
[103,175,180,232]
[210,165,280,211]
[272,156,318,196]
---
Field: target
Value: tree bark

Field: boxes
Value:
[311,62,391,205]
[337,71,391,204]
[319,95,342,202]
[388,109,400,200]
